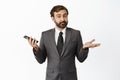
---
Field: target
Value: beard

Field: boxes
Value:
[55,21,68,29]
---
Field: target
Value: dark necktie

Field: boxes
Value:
[57,32,63,55]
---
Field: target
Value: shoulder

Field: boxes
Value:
[42,28,54,34]
[67,27,81,34]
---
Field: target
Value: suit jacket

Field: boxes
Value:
[33,27,89,80]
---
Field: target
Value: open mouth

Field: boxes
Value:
[60,22,66,27]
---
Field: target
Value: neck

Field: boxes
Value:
[56,26,65,31]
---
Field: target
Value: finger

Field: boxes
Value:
[34,38,37,44]
[32,38,38,47]
[89,39,95,43]
[31,38,35,45]
[28,37,32,45]
[94,43,101,47]
[91,43,101,48]
[29,36,32,41]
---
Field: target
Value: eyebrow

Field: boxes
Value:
[56,13,67,16]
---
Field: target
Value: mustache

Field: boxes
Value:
[60,21,67,24]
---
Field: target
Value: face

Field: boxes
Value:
[52,10,68,29]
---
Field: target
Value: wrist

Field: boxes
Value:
[33,46,39,53]
[82,45,88,50]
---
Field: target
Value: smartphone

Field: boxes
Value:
[23,35,38,43]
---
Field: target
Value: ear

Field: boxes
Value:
[51,16,54,21]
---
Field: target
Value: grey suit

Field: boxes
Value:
[33,27,89,80]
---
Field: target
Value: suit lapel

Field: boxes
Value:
[61,28,71,56]
[49,28,59,56]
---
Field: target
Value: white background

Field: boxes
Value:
[0,0,120,80]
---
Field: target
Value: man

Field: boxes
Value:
[27,5,100,80]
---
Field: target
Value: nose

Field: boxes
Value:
[60,17,65,22]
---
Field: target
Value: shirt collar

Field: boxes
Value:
[55,27,66,34]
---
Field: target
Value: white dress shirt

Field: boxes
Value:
[55,27,66,45]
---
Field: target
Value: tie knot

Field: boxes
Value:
[59,32,63,35]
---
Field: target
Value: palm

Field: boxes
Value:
[83,39,100,49]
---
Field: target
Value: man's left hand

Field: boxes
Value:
[83,39,100,49]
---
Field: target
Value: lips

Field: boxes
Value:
[61,22,65,25]
[60,23,65,27]
[60,21,66,25]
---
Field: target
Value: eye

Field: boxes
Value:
[63,14,67,18]
[56,14,61,18]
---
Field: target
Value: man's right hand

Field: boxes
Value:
[28,37,39,53]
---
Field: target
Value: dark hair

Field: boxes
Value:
[50,5,69,17]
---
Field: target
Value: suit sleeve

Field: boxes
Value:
[76,31,89,62]
[33,32,47,64]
